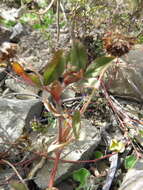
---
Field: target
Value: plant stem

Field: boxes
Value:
[1,159,29,190]
[48,150,62,188]
[48,102,63,188]
[57,0,60,42]
[56,103,63,143]
[33,151,117,164]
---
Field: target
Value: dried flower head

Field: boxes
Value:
[0,42,18,62]
[103,32,136,57]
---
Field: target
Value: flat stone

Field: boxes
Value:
[32,119,108,189]
[0,26,12,44]
[0,8,21,21]
[119,159,143,190]
[0,67,7,82]
[0,98,43,148]
[5,78,39,98]
[10,23,26,43]
[0,23,25,44]
[108,45,143,102]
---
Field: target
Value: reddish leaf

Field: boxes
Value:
[50,81,63,103]
[11,62,40,87]
[63,69,84,86]
[11,62,25,75]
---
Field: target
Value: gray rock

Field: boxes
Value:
[0,22,26,44]
[0,67,7,82]
[31,119,108,189]
[10,23,26,43]
[122,45,143,65]
[108,45,143,102]
[5,78,39,98]
[17,30,52,71]
[119,159,143,190]
[0,26,12,44]
[0,8,21,21]
[0,98,43,148]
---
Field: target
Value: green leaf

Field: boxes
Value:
[43,50,65,85]
[44,13,54,26]
[73,168,90,190]
[124,155,137,169]
[72,111,81,139]
[10,180,28,190]
[94,151,103,159]
[139,130,143,137]
[27,73,42,87]
[33,23,42,29]
[85,56,115,78]
[1,20,16,27]
[70,40,87,70]
[20,13,38,23]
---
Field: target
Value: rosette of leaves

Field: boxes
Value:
[103,32,136,57]
[11,40,115,104]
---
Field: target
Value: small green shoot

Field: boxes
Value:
[31,112,56,133]
[94,151,103,159]
[43,50,65,85]
[20,13,38,24]
[124,155,137,169]
[138,35,143,44]
[72,168,90,190]
[72,111,81,139]
[10,180,28,190]
[139,130,143,137]
[0,19,17,27]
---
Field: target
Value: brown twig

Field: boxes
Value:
[1,159,29,190]
[57,0,60,42]
[33,151,117,164]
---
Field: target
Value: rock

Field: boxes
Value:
[0,8,21,21]
[17,30,52,71]
[0,98,43,149]
[5,78,39,98]
[10,23,26,43]
[0,26,12,44]
[108,44,143,102]
[119,159,143,190]
[0,22,26,44]
[0,67,7,82]
[31,119,108,189]
[1,0,21,8]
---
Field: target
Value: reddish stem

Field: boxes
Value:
[48,102,63,188]
[48,150,62,188]
[58,116,63,143]
[33,151,116,164]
